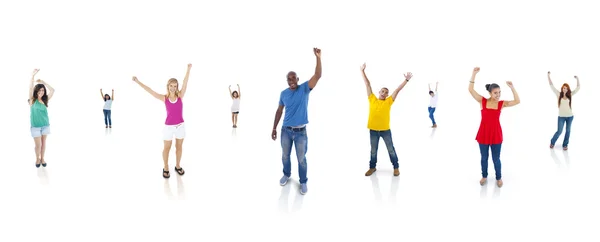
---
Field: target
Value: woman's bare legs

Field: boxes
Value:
[233,113,238,127]
[231,113,235,127]
[175,138,184,169]
[33,137,42,165]
[163,140,172,171]
[40,135,47,165]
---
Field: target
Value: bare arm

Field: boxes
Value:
[179,64,192,98]
[572,75,581,95]
[228,85,233,99]
[435,82,438,92]
[40,80,55,101]
[28,71,37,105]
[237,84,241,98]
[391,72,413,101]
[112,89,114,101]
[360,63,373,97]
[100,89,104,100]
[503,82,520,107]
[468,67,483,103]
[307,48,322,89]
[132,76,164,101]
[271,105,284,140]
[547,71,559,95]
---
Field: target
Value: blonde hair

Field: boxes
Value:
[166,78,180,97]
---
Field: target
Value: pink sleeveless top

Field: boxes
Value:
[165,97,184,125]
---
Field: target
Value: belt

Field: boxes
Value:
[285,126,305,131]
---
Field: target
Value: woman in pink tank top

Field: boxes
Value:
[133,64,192,179]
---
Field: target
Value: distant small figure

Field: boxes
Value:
[229,84,241,128]
[100,89,114,128]
[428,82,439,128]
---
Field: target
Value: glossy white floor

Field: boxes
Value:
[4,95,599,241]
[3,0,600,241]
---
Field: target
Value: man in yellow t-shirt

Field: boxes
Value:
[360,63,413,177]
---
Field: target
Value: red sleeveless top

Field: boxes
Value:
[476,97,504,145]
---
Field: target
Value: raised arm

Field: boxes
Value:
[100,89,104,100]
[132,76,164,101]
[390,72,412,101]
[572,75,581,95]
[468,67,483,103]
[237,84,241,98]
[503,81,520,107]
[228,85,233,98]
[547,71,559,95]
[435,82,439,92]
[360,63,373,97]
[307,48,322,89]
[179,64,192,98]
[28,69,39,105]
[112,89,115,101]
[40,80,55,101]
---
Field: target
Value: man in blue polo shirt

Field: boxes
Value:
[271,47,322,195]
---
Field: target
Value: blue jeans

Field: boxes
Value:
[550,116,573,147]
[479,143,502,180]
[103,109,112,125]
[369,130,399,169]
[428,107,436,125]
[281,126,308,184]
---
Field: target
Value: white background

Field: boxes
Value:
[1,0,599,241]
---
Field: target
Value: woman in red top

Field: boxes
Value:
[468,67,520,188]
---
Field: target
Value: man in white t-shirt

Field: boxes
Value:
[428,82,438,128]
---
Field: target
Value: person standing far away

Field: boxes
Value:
[100,88,114,128]
[229,84,241,128]
[428,82,439,128]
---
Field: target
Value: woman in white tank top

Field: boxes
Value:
[229,84,241,128]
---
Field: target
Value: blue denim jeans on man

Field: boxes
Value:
[281,126,308,184]
[369,130,399,169]
[428,107,436,125]
[550,116,573,147]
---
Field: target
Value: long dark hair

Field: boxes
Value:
[104,94,111,101]
[31,83,49,107]
[559,83,572,108]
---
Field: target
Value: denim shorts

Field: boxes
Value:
[31,126,51,138]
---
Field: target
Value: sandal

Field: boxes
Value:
[480,178,487,186]
[563,146,568,150]
[550,144,554,148]
[174,166,185,176]
[163,169,170,179]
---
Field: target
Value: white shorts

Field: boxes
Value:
[163,123,186,140]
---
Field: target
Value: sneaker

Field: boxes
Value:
[279,175,290,186]
[300,183,307,195]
